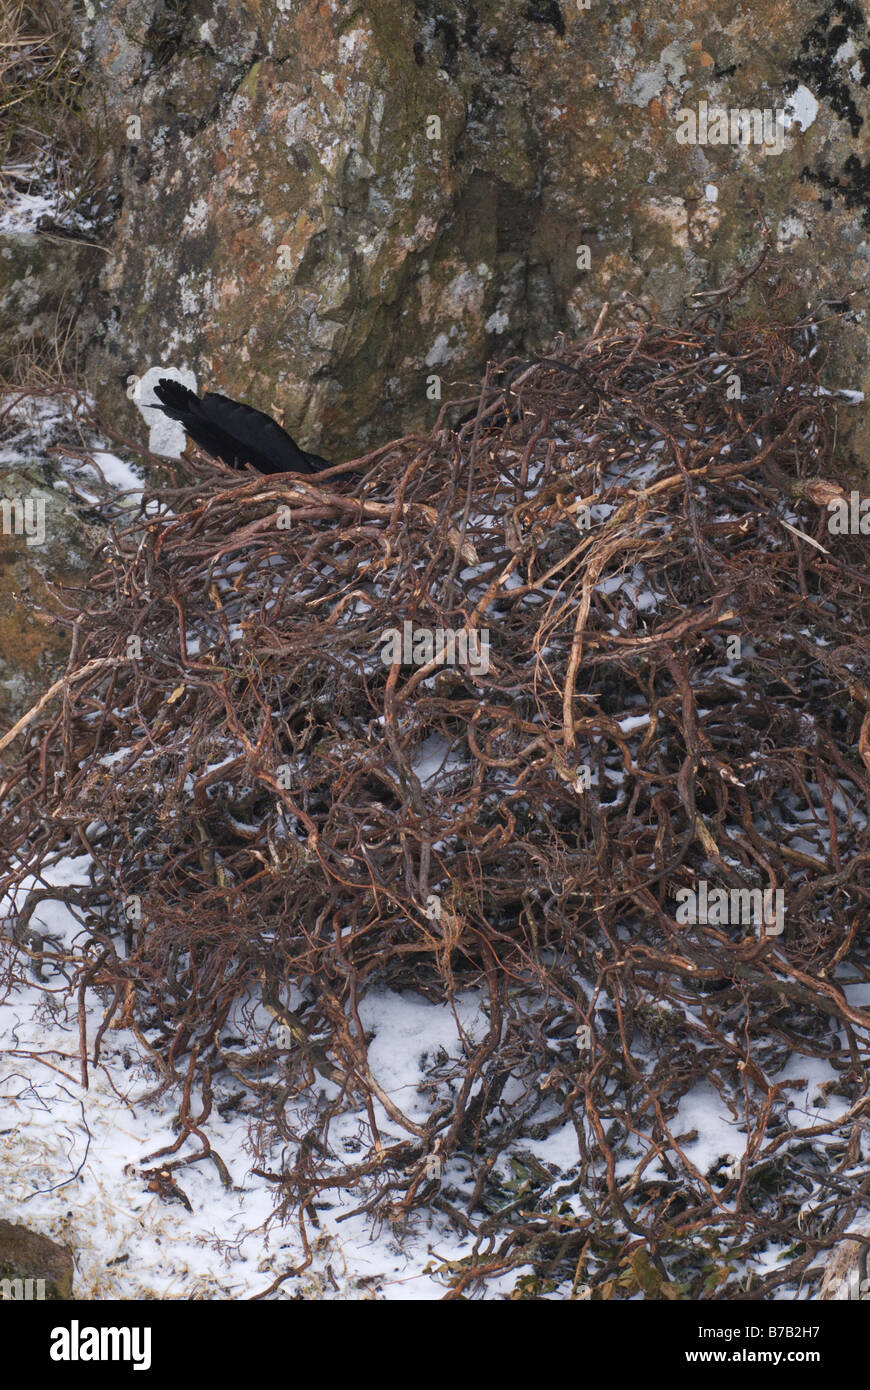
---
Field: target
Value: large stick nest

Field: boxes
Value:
[3,299,870,1298]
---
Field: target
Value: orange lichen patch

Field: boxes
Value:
[0,561,74,737]
[647,98,667,148]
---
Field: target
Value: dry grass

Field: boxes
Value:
[0,299,89,389]
[0,0,104,223]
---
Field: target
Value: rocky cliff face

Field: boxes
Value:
[69,0,870,464]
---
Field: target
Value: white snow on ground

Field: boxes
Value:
[668,1082,745,1176]
[0,392,73,462]
[0,922,484,1299]
[0,185,56,235]
[0,162,98,236]
[816,387,865,403]
[1,838,501,1298]
[617,712,651,733]
[0,389,147,502]
[82,451,145,496]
